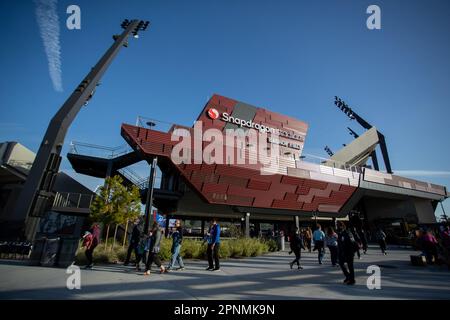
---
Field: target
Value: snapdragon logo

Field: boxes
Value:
[207,108,220,120]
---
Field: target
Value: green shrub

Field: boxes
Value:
[218,241,230,259]
[74,237,271,265]
[180,239,204,259]
[264,239,278,252]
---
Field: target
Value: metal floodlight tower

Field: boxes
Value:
[334,96,392,174]
[14,19,151,241]
[324,146,334,157]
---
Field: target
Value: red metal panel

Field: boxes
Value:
[247,179,271,191]
[281,175,304,186]
[218,175,249,187]
[202,182,228,194]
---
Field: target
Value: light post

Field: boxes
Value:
[144,156,158,235]
[14,19,150,241]
[333,96,392,174]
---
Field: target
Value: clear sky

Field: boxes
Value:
[0,0,449,217]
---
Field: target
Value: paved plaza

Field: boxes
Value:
[1,245,449,300]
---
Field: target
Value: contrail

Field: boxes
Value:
[34,0,63,92]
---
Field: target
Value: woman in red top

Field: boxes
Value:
[82,224,100,269]
[421,230,438,265]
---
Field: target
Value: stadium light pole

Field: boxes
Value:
[144,156,158,235]
[14,19,150,241]
[334,96,392,174]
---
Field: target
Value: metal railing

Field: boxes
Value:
[69,141,133,159]
[299,153,364,174]
[52,192,94,210]
[5,159,34,171]
[135,116,184,133]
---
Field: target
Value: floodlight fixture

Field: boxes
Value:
[324,146,334,157]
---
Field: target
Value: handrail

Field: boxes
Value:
[52,192,94,209]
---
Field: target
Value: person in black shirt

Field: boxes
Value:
[337,221,357,285]
[289,228,306,270]
[124,219,141,266]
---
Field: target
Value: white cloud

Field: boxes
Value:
[395,170,450,178]
[34,0,63,92]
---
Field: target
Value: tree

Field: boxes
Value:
[114,184,142,250]
[90,175,127,250]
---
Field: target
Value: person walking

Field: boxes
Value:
[305,227,312,253]
[421,230,439,264]
[359,228,368,254]
[82,223,100,269]
[351,227,362,259]
[289,228,306,270]
[313,224,325,264]
[124,219,141,266]
[167,225,185,271]
[337,221,357,285]
[135,233,148,271]
[375,227,388,255]
[206,218,221,271]
[144,222,166,276]
[325,227,339,266]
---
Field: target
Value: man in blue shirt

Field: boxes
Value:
[313,224,326,264]
[206,218,221,271]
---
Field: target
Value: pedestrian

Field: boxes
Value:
[359,229,368,254]
[167,225,185,271]
[351,227,362,259]
[305,227,312,253]
[124,219,141,266]
[82,223,100,269]
[206,218,221,271]
[289,228,306,270]
[144,222,166,276]
[325,227,339,266]
[337,221,358,285]
[375,227,388,255]
[442,226,450,251]
[313,224,325,264]
[135,233,147,271]
[421,230,439,264]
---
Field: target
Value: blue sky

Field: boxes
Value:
[0,0,449,217]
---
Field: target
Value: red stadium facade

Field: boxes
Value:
[116,94,447,229]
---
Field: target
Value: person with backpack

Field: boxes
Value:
[312,224,326,264]
[135,233,147,271]
[375,227,388,255]
[337,221,358,285]
[325,226,339,267]
[289,227,306,270]
[144,222,166,276]
[167,225,185,271]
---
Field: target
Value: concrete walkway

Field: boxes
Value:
[1,245,449,300]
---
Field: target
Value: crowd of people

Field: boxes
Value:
[288,222,377,285]
[81,218,450,284]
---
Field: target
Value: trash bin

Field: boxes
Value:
[56,237,80,267]
[40,238,60,267]
[29,238,47,266]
